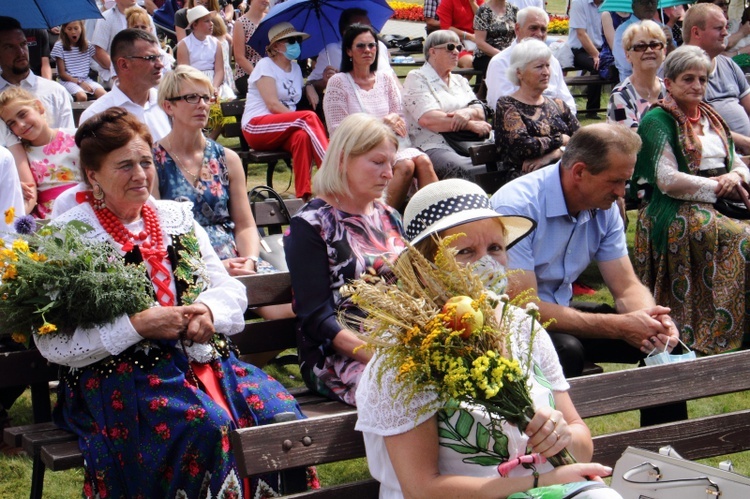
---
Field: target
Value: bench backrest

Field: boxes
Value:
[221,100,249,151]
[231,350,750,493]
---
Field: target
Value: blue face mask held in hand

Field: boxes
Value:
[644,338,696,366]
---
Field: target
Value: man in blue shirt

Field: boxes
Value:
[491,124,686,425]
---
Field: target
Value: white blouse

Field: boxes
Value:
[355,304,569,499]
[35,199,248,368]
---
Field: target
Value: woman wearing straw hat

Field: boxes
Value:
[241,21,329,201]
[356,178,621,499]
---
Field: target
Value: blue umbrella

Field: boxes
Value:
[599,0,695,13]
[0,0,102,29]
[248,0,394,60]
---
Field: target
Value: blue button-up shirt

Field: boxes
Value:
[490,162,627,306]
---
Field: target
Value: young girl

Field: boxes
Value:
[176,5,224,91]
[50,21,106,102]
[0,87,83,219]
[211,12,237,101]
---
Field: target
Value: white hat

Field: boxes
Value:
[187,5,212,26]
[403,179,535,249]
[267,22,310,46]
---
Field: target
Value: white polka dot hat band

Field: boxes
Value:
[403,179,536,248]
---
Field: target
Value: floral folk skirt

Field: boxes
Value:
[634,202,750,355]
[54,339,306,499]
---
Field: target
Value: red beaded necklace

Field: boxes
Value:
[92,202,175,307]
[687,109,702,124]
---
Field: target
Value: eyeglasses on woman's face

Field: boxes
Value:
[354,42,378,51]
[167,93,214,104]
[433,42,463,53]
[629,41,665,52]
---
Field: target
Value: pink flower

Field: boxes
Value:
[210,181,223,197]
[148,375,162,387]
[43,131,75,155]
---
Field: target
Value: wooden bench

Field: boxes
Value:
[562,71,615,115]
[220,99,293,189]
[71,101,94,127]
[230,349,750,498]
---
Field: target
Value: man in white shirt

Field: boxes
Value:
[79,29,171,142]
[485,7,576,114]
[90,0,158,82]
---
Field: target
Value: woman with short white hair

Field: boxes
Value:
[494,38,580,176]
[402,30,492,180]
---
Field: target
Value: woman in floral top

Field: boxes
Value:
[154,66,278,279]
[0,86,82,219]
[284,114,406,406]
[472,0,517,77]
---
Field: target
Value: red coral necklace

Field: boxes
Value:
[92,202,175,307]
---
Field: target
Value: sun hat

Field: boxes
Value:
[403,179,536,249]
[267,22,311,46]
[187,5,212,25]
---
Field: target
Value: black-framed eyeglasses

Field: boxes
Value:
[125,54,164,64]
[629,41,665,52]
[435,43,463,53]
[354,42,378,51]
[166,93,213,104]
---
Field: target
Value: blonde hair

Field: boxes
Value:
[312,113,398,198]
[0,87,48,147]
[211,12,227,37]
[125,6,152,32]
[622,20,666,50]
[157,65,214,106]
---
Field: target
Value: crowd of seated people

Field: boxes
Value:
[6,0,750,495]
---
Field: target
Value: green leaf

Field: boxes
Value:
[455,410,474,439]
[492,431,510,457]
[463,456,504,466]
[475,423,490,450]
[438,427,460,440]
[533,363,553,389]
[440,443,480,454]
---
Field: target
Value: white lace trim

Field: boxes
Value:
[52,198,195,243]
[184,341,219,363]
[656,140,718,203]
[99,314,146,355]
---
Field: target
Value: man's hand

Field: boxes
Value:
[615,306,676,350]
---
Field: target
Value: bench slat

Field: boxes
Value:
[592,410,750,467]
[231,411,361,477]
[569,350,750,418]
[40,441,85,471]
[22,429,77,455]
[3,422,58,448]
[237,272,293,308]
[282,479,379,499]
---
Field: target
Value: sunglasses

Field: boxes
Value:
[629,41,665,52]
[354,42,378,51]
[167,93,213,104]
[434,43,464,53]
[284,37,302,45]
[125,54,164,64]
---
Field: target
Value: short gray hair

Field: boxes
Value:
[516,6,549,28]
[506,38,551,86]
[663,44,711,81]
[424,29,460,62]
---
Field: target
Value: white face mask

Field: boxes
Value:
[472,255,508,295]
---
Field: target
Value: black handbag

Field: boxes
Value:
[249,185,293,272]
[714,181,750,219]
[441,129,493,157]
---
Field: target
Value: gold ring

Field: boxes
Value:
[549,417,558,426]
[553,430,560,441]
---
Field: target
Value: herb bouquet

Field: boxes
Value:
[0,210,154,346]
[341,235,576,468]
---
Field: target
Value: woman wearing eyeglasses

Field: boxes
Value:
[153,66,282,283]
[494,39,579,176]
[323,24,438,210]
[402,30,492,180]
[633,45,750,356]
[241,21,328,201]
[607,21,666,129]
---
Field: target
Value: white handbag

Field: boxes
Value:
[611,446,750,498]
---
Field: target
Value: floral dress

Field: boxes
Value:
[495,96,580,176]
[27,128,82,219]
[472,3,517,59]
[37,200,309,498]
[283,199,407,406]
[153,139,274,273]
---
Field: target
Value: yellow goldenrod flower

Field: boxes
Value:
[4,207,14,224]
[2,264,17,280]
[12,239,29,253]
[37,322,57,335]
[30,252,47,262]
[11,332,26,344]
